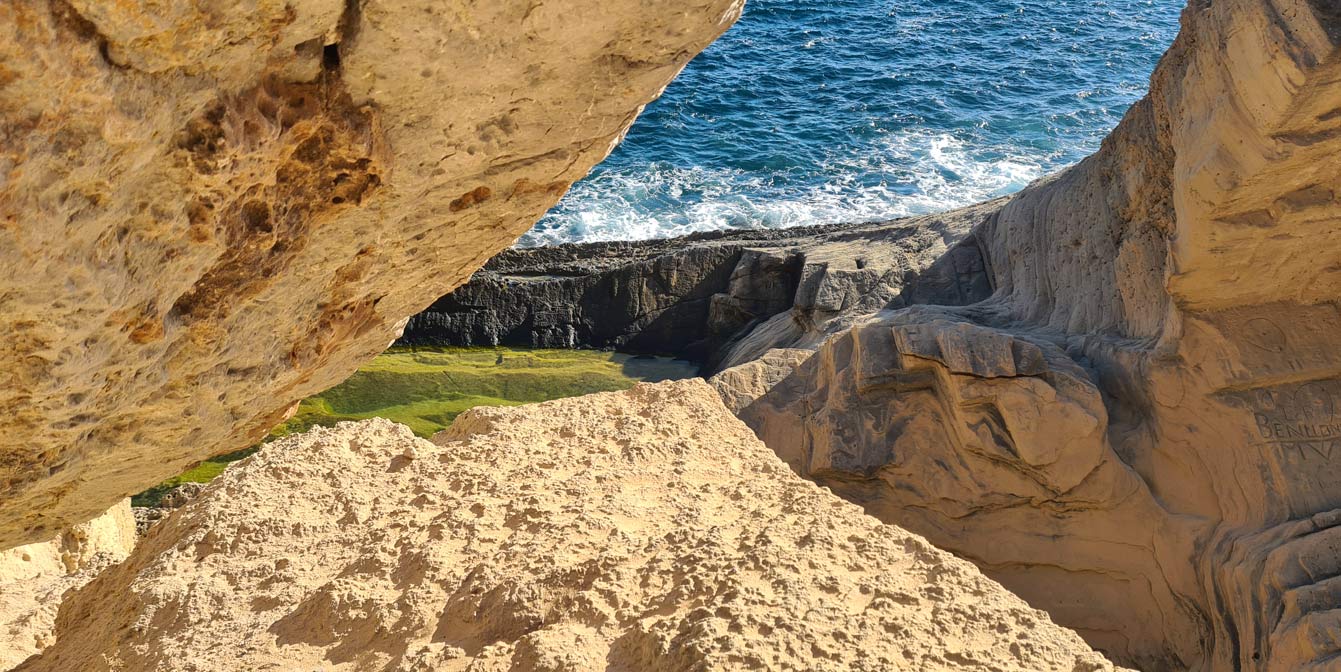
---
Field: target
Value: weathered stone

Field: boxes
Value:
[0,500,135,669]
[403,241,753,360]
[17,383,1125,672]
[729,1,1341,669]
[154,482,204,511]
[708,348,812,414]
[130,507,165,538]
[0,0,741,549]
[400,202,997,370]
[131,482,207,536]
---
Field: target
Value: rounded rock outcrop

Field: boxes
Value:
[18,381,1124,672]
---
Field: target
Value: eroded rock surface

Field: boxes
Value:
[131,482,206,536]
[0,0,740,549]
[709,348,813,414]
[727,1,1341,669]
[399,202,998,370]
[0,500,135,669]
[18,381,1123,672]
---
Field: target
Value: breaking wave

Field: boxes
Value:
[521,0,1180,247]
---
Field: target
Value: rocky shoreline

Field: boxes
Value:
[400,201,1000,371]
[5,0,1341,670]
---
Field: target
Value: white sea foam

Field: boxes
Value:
[514,0,1178,248]
[520,130,1051,247]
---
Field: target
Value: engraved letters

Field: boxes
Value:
[1252,382,1340,461]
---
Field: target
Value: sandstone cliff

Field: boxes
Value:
[0,0,741,549]
[18,382,1124,672]
[718,1,1341,670]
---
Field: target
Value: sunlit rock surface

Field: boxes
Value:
[0,0,740,549]
[0,500,135,669]
[730,1,1341,669]
[18,382,1124,672]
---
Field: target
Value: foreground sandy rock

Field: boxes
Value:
[20,381,1120,672]
[0,0,740,550]
[0,501,135,669]
[728,1,1341,670]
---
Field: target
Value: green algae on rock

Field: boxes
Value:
[132,348,696,506]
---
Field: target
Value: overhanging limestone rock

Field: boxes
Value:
[0,0,740,550]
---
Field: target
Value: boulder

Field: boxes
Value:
[18,382,1124,672]
[0,0,741,549]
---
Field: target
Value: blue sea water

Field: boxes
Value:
[521,0,1183,247]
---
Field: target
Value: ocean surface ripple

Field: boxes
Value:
[521,0,1182,247]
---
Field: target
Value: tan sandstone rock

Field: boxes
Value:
[0,0,741,550]
[728,1,1341,670]
[18,381,1123,672]
[0,500,135,669]
[709,347,812,414]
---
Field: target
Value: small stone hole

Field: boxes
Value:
[322,43,341,70]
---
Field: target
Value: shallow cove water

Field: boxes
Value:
[523,0,1182,246]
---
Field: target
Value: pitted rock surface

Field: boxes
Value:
[0,0,741,549]
[18,382,1124,672]
[0,500,135,669]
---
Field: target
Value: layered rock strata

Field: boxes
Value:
[6,0,1339,669]
[400,201,998,370]
[18,382,1124,672]
[722,1,1341,670]
[0,0,741,549]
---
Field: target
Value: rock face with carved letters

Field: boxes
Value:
[0,0,741,550]
[16,382,1126,672]
[725,1,1341,670]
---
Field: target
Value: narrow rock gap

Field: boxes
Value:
[325,0,364,73]
[322,43,342,71]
